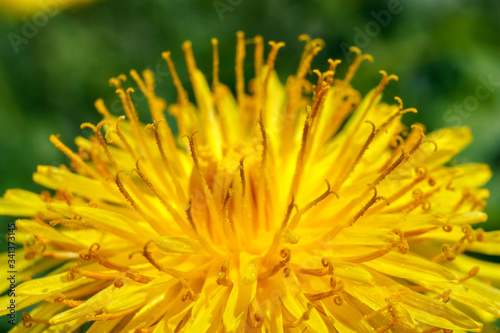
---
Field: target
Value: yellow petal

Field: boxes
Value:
[279,276,329,331]
[33,165,123,203]
[401,289,483,332]
[223,254,258,332]
[47,202,155,244]
[0,189,59,218]
[184,281,228,332]
[16,219,85,252]
[50,275,175,325]
[363,252,457,282]
[154,236,203,254]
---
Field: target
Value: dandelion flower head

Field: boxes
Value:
[1,33,499,332]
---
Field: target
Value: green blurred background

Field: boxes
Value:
[0,0,499,329]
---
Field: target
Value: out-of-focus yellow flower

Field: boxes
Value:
[1,33,499,332]
[0,0,98,18]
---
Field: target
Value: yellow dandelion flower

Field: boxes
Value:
[1,33,500,332]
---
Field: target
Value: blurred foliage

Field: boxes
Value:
[0,0,499,329]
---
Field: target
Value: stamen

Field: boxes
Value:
[109,74,127,89]
[113,171,167,235]
[344,46,374,84]
[297,35,324,79]
[283,302,314,328]
[185,131,201,172]
[258,110,267,169]
[348,188,389,228]
[50,135,99,179]
[247,305,264,328]
[253,35,264,100]
[289,180,338,229]
[434,289,452,303]
[442,220,453,232]
[86,305,142,321]
[23,239,46,259]
[216,260,233,287]
[185,199,226,260]
[335,71,398,174]
[453,189,471,213]
[372,166,428,214]
[146,120,186,199]
[184,132,226,241]
[431,244,456,263]
[304,278,344,302]
[116,88,153,162]
[185,197,198,233]
[339,245,393,264]
[68,262,153,284]
[378,96,417,131]
[221,181,238,250]
[335,120,379,191]
[111,116,138,160]
[310,79,331,119]
[239,158,246,200]
[81,121,118,170]
[365,288,408,332]
[141,241,188,280]
[50,294,85,308]
[392,229,409,254]
[162,51,189,106]
[129,69,167,123]
[297,257,334,277]
[290,107,312,195]
[326,59,342,86]
[94,98,112,119]
[263,41,285,104]
[236,31,246,109]
[372,150,407,188]
[22,313,50,328]
[211,38,220,88]
[264,196,297,259]
[259,248,291,279]
[459,266,480,283]
[133,160,191,236]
